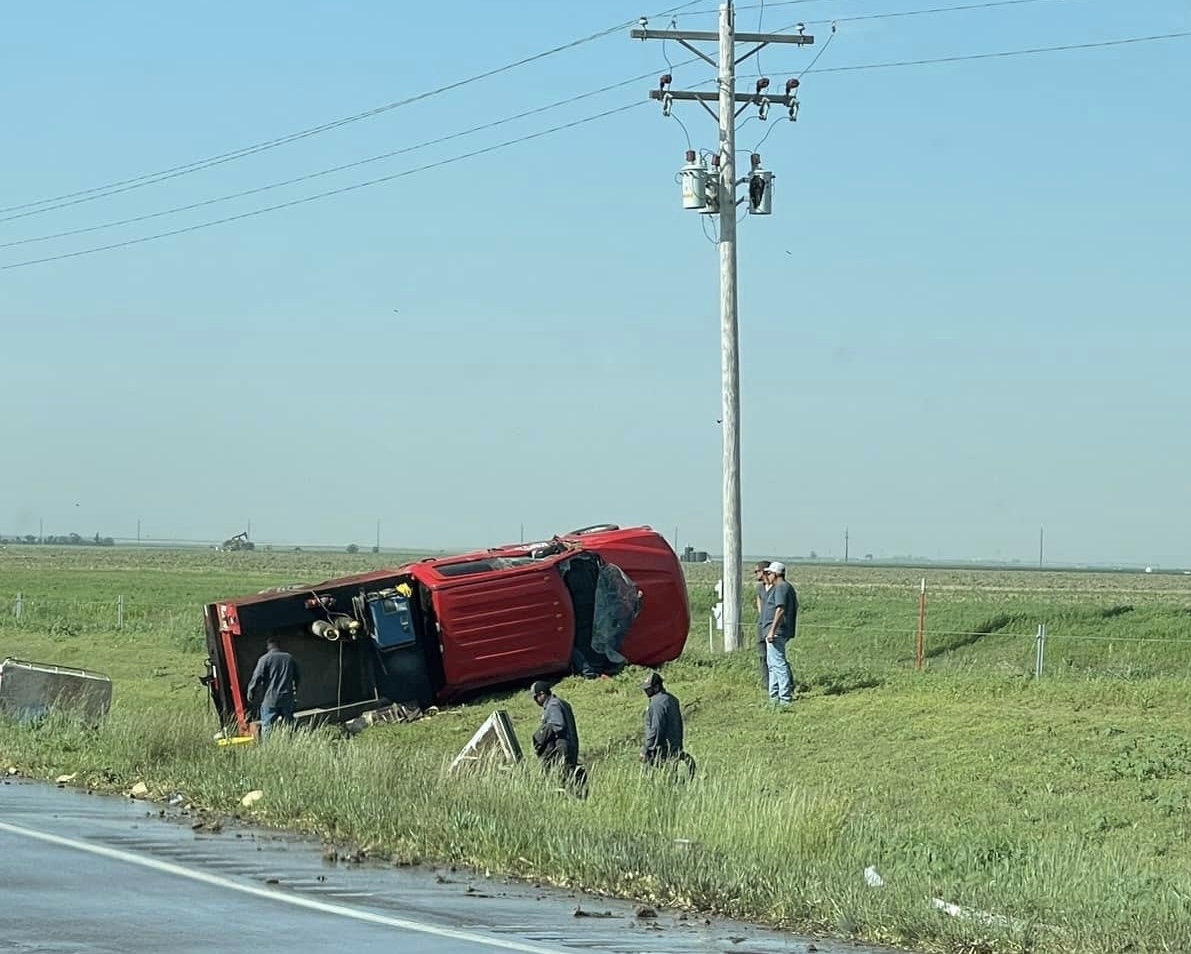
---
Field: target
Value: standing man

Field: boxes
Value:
[760,562,798,706]
[530,680,585,794]
[753,561,771,688]
[246,636,300,738]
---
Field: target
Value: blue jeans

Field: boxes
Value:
[259,701,295,739]
[766,637,793,704]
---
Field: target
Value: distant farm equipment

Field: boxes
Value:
[217,531,255,552]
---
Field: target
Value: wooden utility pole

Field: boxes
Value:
[632,4,812,652]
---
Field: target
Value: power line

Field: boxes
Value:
[0,1,706,223]
[3,26,1183,272]
[0,71,696,252]
[689,0,1059,13]
[691,0,1082,25]
[723,0,859,9]
[752,25,837,151]
[804,30,1191,73]
[0,102,646,272]
[809,0,1080,26]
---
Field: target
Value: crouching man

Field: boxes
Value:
[530,681,587,797]
[640,672,695,780]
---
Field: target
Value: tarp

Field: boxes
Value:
[591,564,641,664]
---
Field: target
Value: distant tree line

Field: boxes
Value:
[0,532,115,546]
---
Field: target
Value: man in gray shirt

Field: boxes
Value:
[640,671,683,762]
[246,636,300,738]
[640,671,695,780]
[759,562,797,705]
[531,681,586,796]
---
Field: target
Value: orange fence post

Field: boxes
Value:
[915,577,926,671]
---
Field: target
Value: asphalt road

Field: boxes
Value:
[0,779,869,954]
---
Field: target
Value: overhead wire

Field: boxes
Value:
[2,21,1186,270]
[0,0,708,222]
[660,14,697,151]
[0,1,1093,235]
[0,102,647,272]
[804,29,1191,73]
[687,0,1082,24]
[0,70,704,251]
[751,19,837,150]
[698,0,861,10]
[805,0,1084,27]
[757,0,768,75]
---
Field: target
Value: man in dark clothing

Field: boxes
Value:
[640,671,683,762]
[247,637,300,738]
[753,561,771,688]
[640,672,695,779]
[530,681,585,795]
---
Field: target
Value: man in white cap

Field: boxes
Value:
[759,561,798,705]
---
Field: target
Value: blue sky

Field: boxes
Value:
[1,0,1188,565]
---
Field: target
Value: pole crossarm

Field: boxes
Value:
[649,90,797,106]
[631,28,814,45]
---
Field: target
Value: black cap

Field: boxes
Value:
[640,671,663,691]
[530,680,551,697]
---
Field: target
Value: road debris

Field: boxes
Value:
[864,865,885,888]
[449,709,523,773]
[128,781,149,798]
[343,701,431,735]
[931,897,1024,932]
[0,657,112,724]
[240,790,264,807]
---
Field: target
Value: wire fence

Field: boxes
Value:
[4,592,200,640]
[695,592,1191,680]
[6,591,1191,680]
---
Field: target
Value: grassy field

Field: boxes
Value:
[2,546,1190,954]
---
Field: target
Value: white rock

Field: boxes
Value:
[240,790,264,807]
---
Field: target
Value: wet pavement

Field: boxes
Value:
[0,779,881,953]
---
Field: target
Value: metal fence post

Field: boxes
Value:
[1034,623,1047,679]
[116,595,124,629]
[915,578,927,671]
[13,592,22,620]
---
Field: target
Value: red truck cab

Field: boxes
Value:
[202,524,690,734]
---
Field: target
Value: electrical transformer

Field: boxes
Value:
[747,153,773,215]
[680,150,708,211]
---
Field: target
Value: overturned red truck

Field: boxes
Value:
[202,524,690,735]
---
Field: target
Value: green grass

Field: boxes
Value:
[3,547,1191,954]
